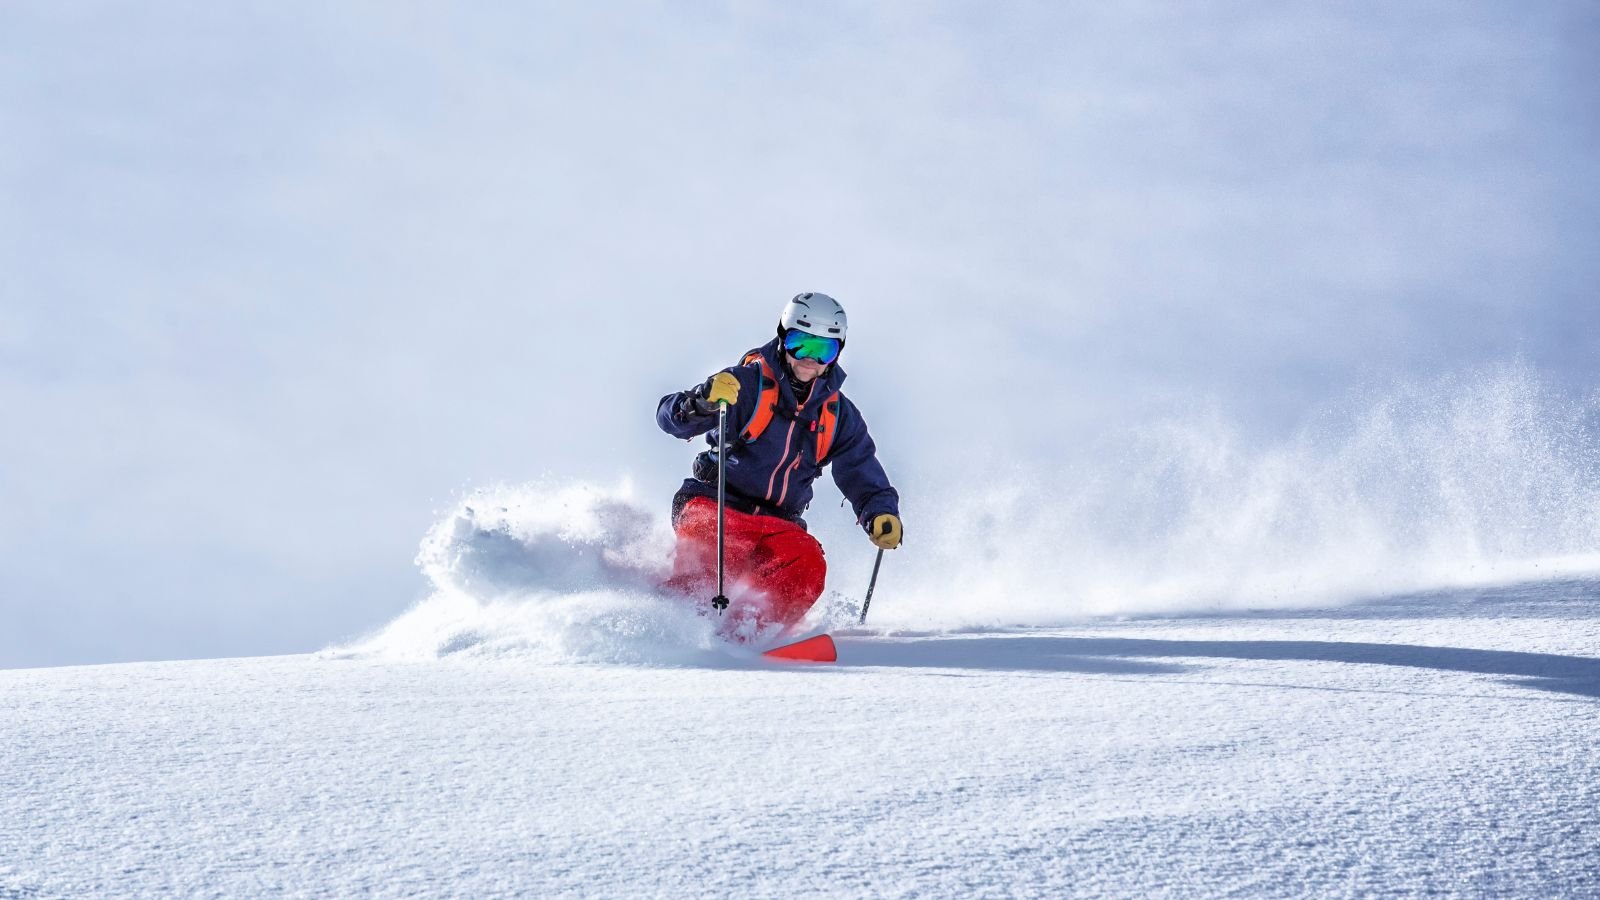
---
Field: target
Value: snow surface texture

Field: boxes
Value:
[4,582,1598,897]
[7,367,1600,895]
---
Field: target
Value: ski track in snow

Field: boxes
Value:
[4,580,1599,898]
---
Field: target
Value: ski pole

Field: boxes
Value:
[711,401,730,614]
[857,547,885,624]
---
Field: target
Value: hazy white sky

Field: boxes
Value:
[3,1,1597,666]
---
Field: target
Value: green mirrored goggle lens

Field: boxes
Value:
[783,331,842,364]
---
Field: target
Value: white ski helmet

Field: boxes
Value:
[779,292,848,342]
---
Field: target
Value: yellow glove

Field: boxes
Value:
[706,372,740,407]
[868,513,903,550]
[693,371,741,413]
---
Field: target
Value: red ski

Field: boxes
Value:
[762,633,837,663]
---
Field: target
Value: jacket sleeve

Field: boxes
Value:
[656,387,715,440]
[656,366,755,441]
[827,398,900,528]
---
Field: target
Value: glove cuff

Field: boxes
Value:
[682,391,715,418]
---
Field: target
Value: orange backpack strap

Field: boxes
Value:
[815,393,841,461]
[738,350,841,461]
[738,351,781,443]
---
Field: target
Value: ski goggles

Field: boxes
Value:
[783,329,843,365]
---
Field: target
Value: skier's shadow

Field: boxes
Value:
[842,635,1600,699]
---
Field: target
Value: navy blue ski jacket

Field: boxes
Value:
[657,338,900,532]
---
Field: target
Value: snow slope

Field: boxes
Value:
[8,369,1600,895]
[4,579,1597,897]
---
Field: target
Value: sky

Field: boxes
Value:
[3,1,1598,667]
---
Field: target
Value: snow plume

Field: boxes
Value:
[331,481,731,665]
[893,364,1600,627]
[337,367,1600,649]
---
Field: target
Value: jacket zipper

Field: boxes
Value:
[764,419,798,502]
[776,454,804,508]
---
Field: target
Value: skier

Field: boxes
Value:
[656,292,902,633]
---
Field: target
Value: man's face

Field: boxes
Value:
[786,352,827,383]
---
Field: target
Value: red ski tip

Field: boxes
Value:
[762,634,837,663]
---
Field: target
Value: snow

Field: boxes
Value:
[4,581,1598,897]
[9,374,1600,896]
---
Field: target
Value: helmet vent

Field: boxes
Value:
[779,291,845,342]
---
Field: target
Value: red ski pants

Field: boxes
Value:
[665,497,826,628]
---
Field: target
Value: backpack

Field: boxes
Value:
[737,350,841,462]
